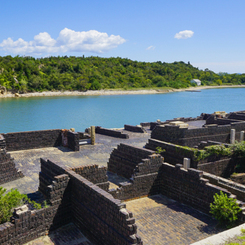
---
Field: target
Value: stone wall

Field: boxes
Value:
[149,115,204,130]
[72,164,109,191]
[124,125,146,133]
[67,131,79,151]
[109,155,163,201]
[40,159,142,245]
[197,158,235,177]
[0,135,5,150]
[203,172,245,202]
[145,138,235,177]
[229,112,245,121]
[95,126,129,138]
[151,121,245,147]
[158,163,236,214]
[108,143,156,179]
[0,149,24,185]
[108,144,163,200]
[231,173,245,185]
[0,165,71,245]
[145,138,197,167]
[106,143,243,215]
[3,129,62,151]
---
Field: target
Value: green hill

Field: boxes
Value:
[0,56,244,93]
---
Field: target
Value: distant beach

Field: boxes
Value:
[1,85,245,98]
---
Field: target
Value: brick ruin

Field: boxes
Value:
[0,135,24,185]
[146,110,245,177]
[2,129,80,152]
[2,144,245,245]
[1,110,245,244]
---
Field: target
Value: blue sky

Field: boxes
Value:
[0,0,245,73]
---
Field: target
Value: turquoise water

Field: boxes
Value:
[1,88,245,133]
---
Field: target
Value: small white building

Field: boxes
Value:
[190,79,201,86]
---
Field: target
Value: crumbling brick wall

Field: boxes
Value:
[0,135,24,185]
[151,122,245,147]
[72,164,109,191]
[40,159,143,245]
[108,143,156,179]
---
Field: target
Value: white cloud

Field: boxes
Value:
[174,30,194,39]
[0,28,126,55]
[146,46,155,50]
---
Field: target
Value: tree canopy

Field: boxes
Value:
[0,56,244,93]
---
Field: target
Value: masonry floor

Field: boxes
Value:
[2,130,150,194]
[126,195,222,245]
[23,223,94,245]
[1,129,223,245]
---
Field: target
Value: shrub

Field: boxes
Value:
[0,187,42,224]
[210,191,241,228]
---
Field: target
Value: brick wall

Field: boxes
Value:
[145,138,236,177]
[0,149,24,185]
[151,122,245,147]
[145,138,197,167]
[124,125,146,133]
[0,162,71,245]
[0,135,5,150]
[109,154,163,200]
[39,159,142,245]
[108,143,156,179]
[3,129,62,151]
[229,112,245,121]
[72,164,109,191]
[203,172,245,202]
[95,126,129,139]
[158,163,236,214]
[67,131,79,151]
[197,158,235,177]
[231,173,245,185]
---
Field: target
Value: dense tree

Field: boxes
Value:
[0,55,244,93]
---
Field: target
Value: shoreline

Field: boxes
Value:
[1,85,245,98]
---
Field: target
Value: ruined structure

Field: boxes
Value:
[1,110,245,244]
[0,135,24,185]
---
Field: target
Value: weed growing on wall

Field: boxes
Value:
[155,147,166,154]
[0,187,42,224]
[210,191,241,228]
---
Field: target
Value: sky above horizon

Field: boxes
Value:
[1,0,245,74]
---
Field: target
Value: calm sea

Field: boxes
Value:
[1,88,245,133]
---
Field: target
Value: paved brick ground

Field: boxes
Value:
[2,131,150,194]
[24,223,94,245]
[126,195,223,245]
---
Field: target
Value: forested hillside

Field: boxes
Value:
[0,56,244,93]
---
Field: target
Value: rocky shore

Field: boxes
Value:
[1,85,245,98]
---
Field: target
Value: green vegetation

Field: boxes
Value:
[0,187,42,224]
[174,142,245,162]
[210,191,241,228]
[155,146,166,154]
[0,56,245,93]
[194,144,233,161]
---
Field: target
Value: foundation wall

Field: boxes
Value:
[0,149,24,185]
[72,164,109,191]
[40,159,142,245]
[158,163,232,214]
[151,122,245,147]
[3,129,62,151]
[95,126,129,139]
[108,143,156,179]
